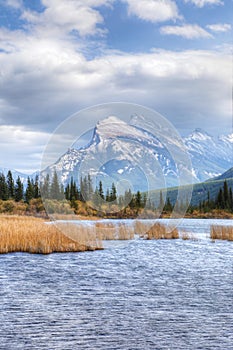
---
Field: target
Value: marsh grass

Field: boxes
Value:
[134,220,149,236]
[0,216,103,254]
[0,215,205,254]
[95,222,134,240]
[134,221,179,240]
[147,223,179,240]
[210,225,233,241]
[180,230,198,241]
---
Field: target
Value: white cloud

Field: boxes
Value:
[0,26,230,133]
[123,0,180,23]
[160,24,213,39]
[4,0,22,9]
[0,125,50,173]
[0,38,231,171]
[184,0,223,7]
[206,23,232,33]
[20,0,113,37]
[0,0,232,172]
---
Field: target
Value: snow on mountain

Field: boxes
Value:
[2,117,232,192]
[43,116,191,192]
[184,128,233,182]
[43,117,233,191]
[0,167,29,186]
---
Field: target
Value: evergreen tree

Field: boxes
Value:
[50,171,62,199]
[25,177,34,203]
[34,175,40,198]
[80,176,85,201]
[41,174,50,199]
[87,174,93,199]
[110,183,117,202]
[60,183,64,198]
[217,188,224,209]
[82,176,88,200]
[143,193,147,208]
[164,197,173,212]
[15,176,24,202]
[7,170,15,199]
[223,180,229,209]
[93,186,101,208]
[229,188,233,212]
[207,191,210,210]
[0,173,8,200]
[159,190,164,210]
[106,188,110,202]
[70,177,76,200]
[65,183,70,200]
[98,181,104,200]
[135,190,142,208]
[198,200,202,212]
[129,194,136,208]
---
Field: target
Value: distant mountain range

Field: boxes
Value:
[0,167,29,187]
[43,116,232,191]
[150,166,233,207]
[1,116,232,193]
[184,128,232,181]
[210,167,233,182]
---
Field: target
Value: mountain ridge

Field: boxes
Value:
[1,117,232,191]
[44,116,232,190]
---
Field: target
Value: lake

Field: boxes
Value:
[0,219,233,349]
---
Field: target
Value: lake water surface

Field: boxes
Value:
[0,219,233,350]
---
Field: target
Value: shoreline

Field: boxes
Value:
[1,210,233,221]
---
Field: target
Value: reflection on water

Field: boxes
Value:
[0,219,233,350]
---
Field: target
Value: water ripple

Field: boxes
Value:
[0,223,233,349]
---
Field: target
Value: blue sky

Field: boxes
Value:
[0,0,232,172]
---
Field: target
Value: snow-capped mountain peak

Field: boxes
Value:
[42,116,233,190]
[188,128,212,141]
[95,115,146,141]
[219,133,233,144]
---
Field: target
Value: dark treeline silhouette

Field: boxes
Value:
[0,170,232,216]
[0,171,40,203]
[64,175,148,210]
[197,180,233,213]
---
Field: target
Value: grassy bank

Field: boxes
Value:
[1,216,232,254]
[0,216,103,254]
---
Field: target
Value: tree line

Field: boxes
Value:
[0,171,40,203]
[198,180,233,213]
[64,174,149,210]
[0,171,149,210]
[1,170,232,214]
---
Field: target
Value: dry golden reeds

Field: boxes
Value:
[210,225,233,241]
[180,230,198,241]
[95,222,117,240]
[146,223,179,240]
[95,221,134,240]
[134,220,150,236]
[134,220,179,239]
[118,223,135,240]
[0,215,204,254]
[0,216,102,254]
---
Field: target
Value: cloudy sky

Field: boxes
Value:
[0,0,232,173]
